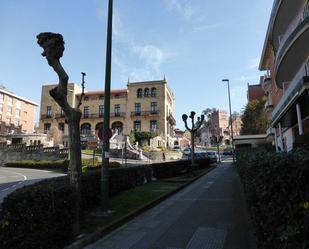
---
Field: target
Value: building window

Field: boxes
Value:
[83,106,90,118]
[150,120,157,131]
[135,103,141,115]
[151,87,157,97]
[0,93,3,103]
[137,88,143,98]
[115,94,120,99]
[44,123,51,133]
[144,88,150,97]
[7,97,13,106]
[151,102,157,114]
[81,123,91,135]
[58,123,65,132]
[134,121,141,131]
[14,119,20,127]
[7,106,12,115]
[99,105,104,117]
[84,96,89,101]
[114,104,120,116]
[46,106,52,118]
[6,117,11,126]
[0,103,3,113]
[15,109,21,117]
[16,100,21,109]
[99,95,104,101]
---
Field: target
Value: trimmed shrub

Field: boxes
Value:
[236,148,309,249]
[82,160,121,172]
[151,158,210,179]
[5,160,69,172]
[0,165,152,249]
[0,176,76,249]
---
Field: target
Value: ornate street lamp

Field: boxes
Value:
[182,112,205,171]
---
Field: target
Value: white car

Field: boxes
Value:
[206,151,219,163]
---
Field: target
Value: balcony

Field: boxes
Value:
[262,76,271,92]
[110,112,125,118]
[272,62,309,124]
[271,0,304,50]
[55,113,66,119]
[131,110,160,117]
[81,113,126,119]
[275,3,309,87]
[167,114,176,126]
[41,114,53,119]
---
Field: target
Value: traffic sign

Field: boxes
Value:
[98,128,113,141]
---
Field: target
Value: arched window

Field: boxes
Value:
[81,123,91,135]
[151,87,157,97]
[144,88,150,97]
[137,88,143,98]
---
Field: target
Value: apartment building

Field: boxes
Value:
[39,79,176,148]
[247,82,265,102]
[259,0,309,151]
[0,86,38,135]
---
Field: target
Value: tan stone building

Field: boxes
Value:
[39,79,176,148]
[0,86,38,135]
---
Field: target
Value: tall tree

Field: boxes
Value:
[37,32,85,235]
[241,98,270,135]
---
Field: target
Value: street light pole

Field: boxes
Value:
[101,0,113,213]
[222,79,235,163]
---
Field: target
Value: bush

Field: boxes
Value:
[0,165,152,249]
[0,177,76,249]
[82,160,121,172]
[236,148,309,249]
[151,158,210,179]
[5,160,69,172]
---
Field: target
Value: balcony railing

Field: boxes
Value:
[55,113,66,119]
[276,3,309,63]
[272,61,309,121]
[41,114,53,119]
[81,112,126,119]
[131,110,160,117]
[110,112,125,117]
[167,114,176,125]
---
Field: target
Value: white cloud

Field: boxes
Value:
[233,75,259,82]
[247,57,260,70]
[164,0,194,20]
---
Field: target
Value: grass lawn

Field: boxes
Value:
[79,167,214,238]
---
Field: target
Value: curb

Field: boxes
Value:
[65,166,215,249]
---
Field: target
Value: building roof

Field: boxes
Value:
[76,89,127,96]
[0,86,38,106]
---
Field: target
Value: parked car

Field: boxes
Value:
[206,151,219,163]
[182,147,191,155]
[223,149,233,156]
[182,151,206,160]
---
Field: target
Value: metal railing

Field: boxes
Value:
[276,3,309,62]
[131,110,160,117]
[272,61,309,120]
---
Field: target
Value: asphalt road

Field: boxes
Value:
[0,167,65,203]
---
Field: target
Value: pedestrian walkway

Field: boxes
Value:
[84,161,256,249]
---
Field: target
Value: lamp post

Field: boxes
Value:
[182,112,205,171]
[222,79,235,163]
[101,0,113,214]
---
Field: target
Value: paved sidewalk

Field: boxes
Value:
[84,161,256,249]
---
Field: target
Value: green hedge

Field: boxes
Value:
[236,148,309,249]
[0,165,152,249]
[0,177,75,249]
[0,159,210,249]
[5,160,69,172]
[151,158,210,179]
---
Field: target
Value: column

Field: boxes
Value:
[296,103,304,135]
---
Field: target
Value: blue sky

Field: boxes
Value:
[0,0,272,129]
